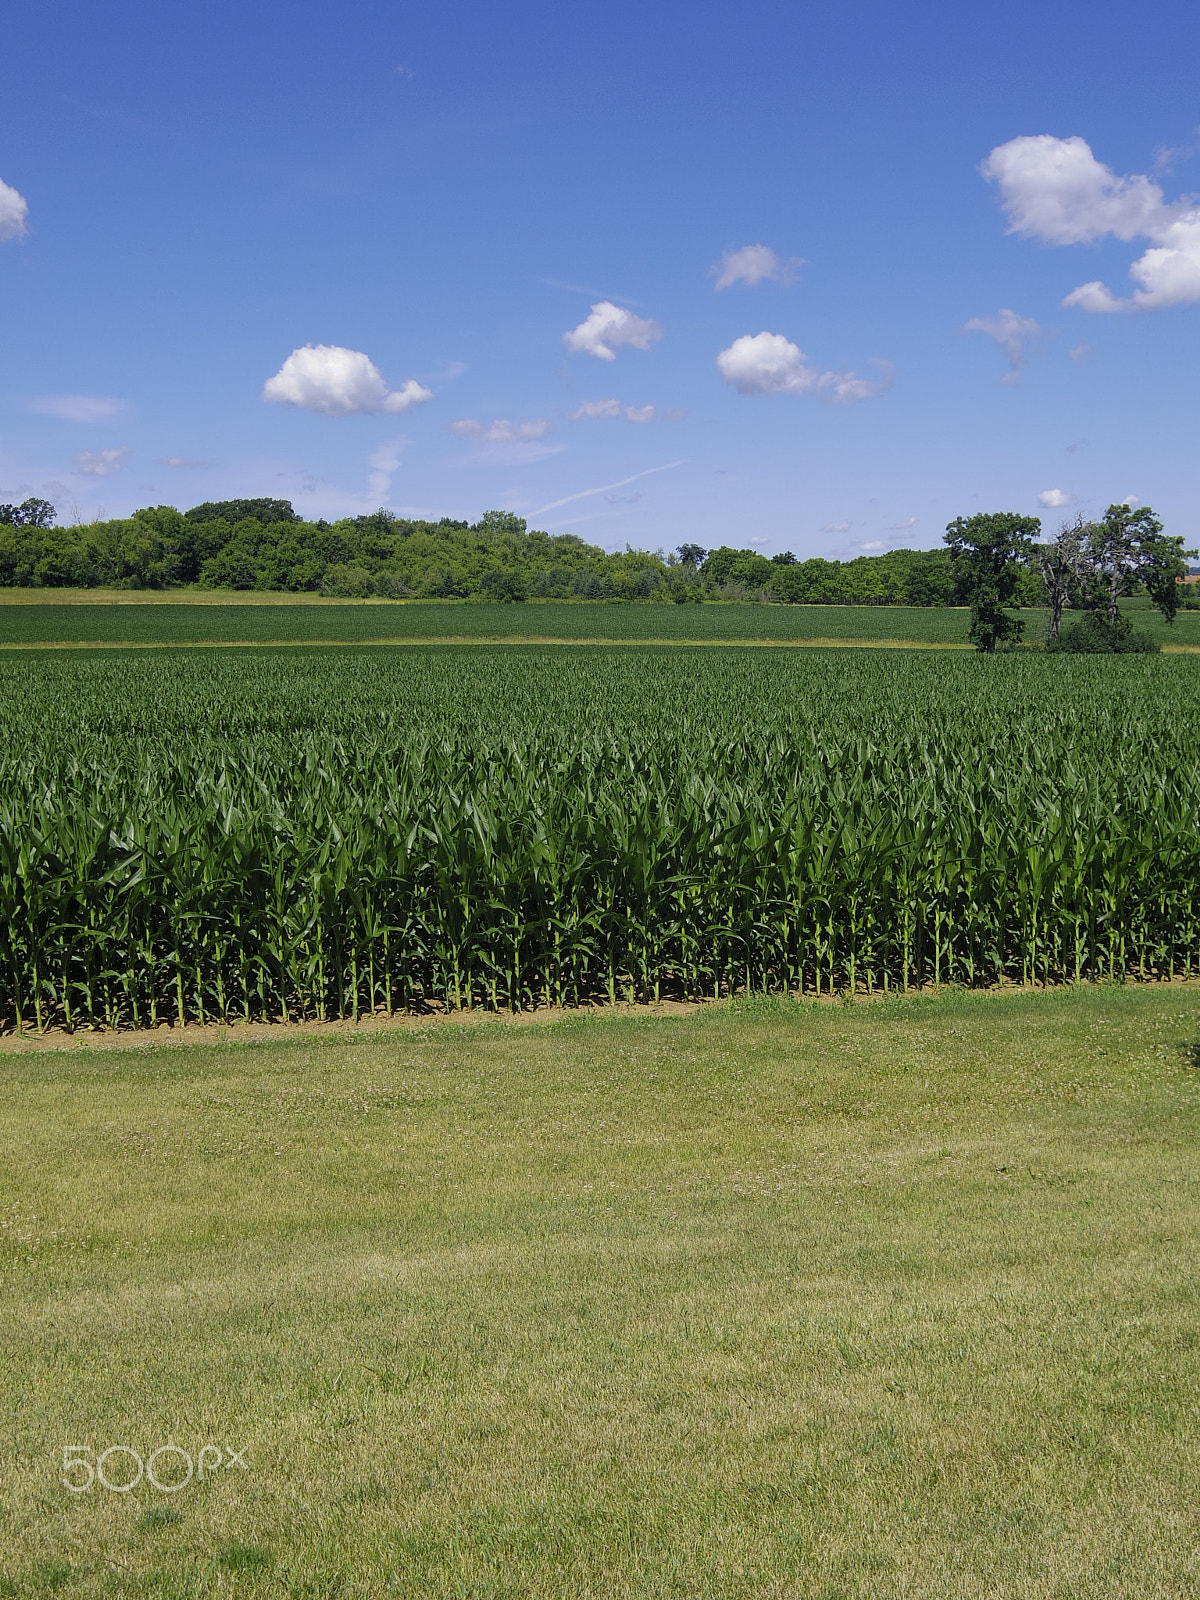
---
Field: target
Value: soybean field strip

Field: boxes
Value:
[3,646,1200,1033]
[0,599,979,647]
[3,598,1198,650]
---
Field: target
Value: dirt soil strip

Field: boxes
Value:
[0,998,712,1051]
[5,978,1192,1052]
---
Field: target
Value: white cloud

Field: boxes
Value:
[74,448,131,477]
[962,308,1050,383]
[1069,342,1091,362]
[1123,494,1140,507]
[159,456,213,469]
[890,516,918,530]
[1038,489,1071,508]
[570,399,623,419]
[716,333,819,395]
[819,366,894,404]
[821,520,852,534]
[364,440,407,503]
[31,394,127,423]
[0,177,28,241]
[983,134,1200,311]
[860,540,883,550]
[563,302,662,360]
[262,344,433,415]
[569,398,656,422]
[716,332,892,403]
[1154,130,1200,175]
[982,135,1166,244]
[449,418,553,442]
[712,244,804,290]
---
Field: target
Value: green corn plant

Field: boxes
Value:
[1,648,1198,1029]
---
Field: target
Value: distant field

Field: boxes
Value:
[2,595,1197,649]
[0,599,977,647]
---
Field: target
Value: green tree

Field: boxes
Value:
[701,546,773,589]
[902,549,956,607]
[1083,503,1195,625]
[0,496,57,527]
[480,569,528,602]
[476,510,527,539]
[944,511,1040,653]
[184,498,298,526]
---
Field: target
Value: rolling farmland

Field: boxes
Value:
[2,645,1198,1031]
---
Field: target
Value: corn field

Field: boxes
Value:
[1,647,1198,1029]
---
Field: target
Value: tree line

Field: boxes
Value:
[0,500,666,601]
[0,496,1193,626]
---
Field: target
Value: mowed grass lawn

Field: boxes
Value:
[2,984,1199,1598]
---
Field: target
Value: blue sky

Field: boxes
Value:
[2,0,1198,557]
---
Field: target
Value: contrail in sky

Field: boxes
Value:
[535,460,688,516]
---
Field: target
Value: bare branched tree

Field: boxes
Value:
[1037,515,1090,640]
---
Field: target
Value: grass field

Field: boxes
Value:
[2,983,1199,1597]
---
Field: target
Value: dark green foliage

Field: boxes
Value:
[0,504,670,600]
[668,574,702,603]
[0,497,56,527]
[559,569,616,600]
[320,564,378,599]
[1047,612,1160,653]
[476,509,528,539]
[731,547,957,606]
[183,497,299,526]
[944,511,1041,652]
[0,499,984,607]
[1083,503,1194,625]
[702,546,777,588]
[1,649,1197,1031]
[1035,503,1195,643]
[480,569,528,603]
